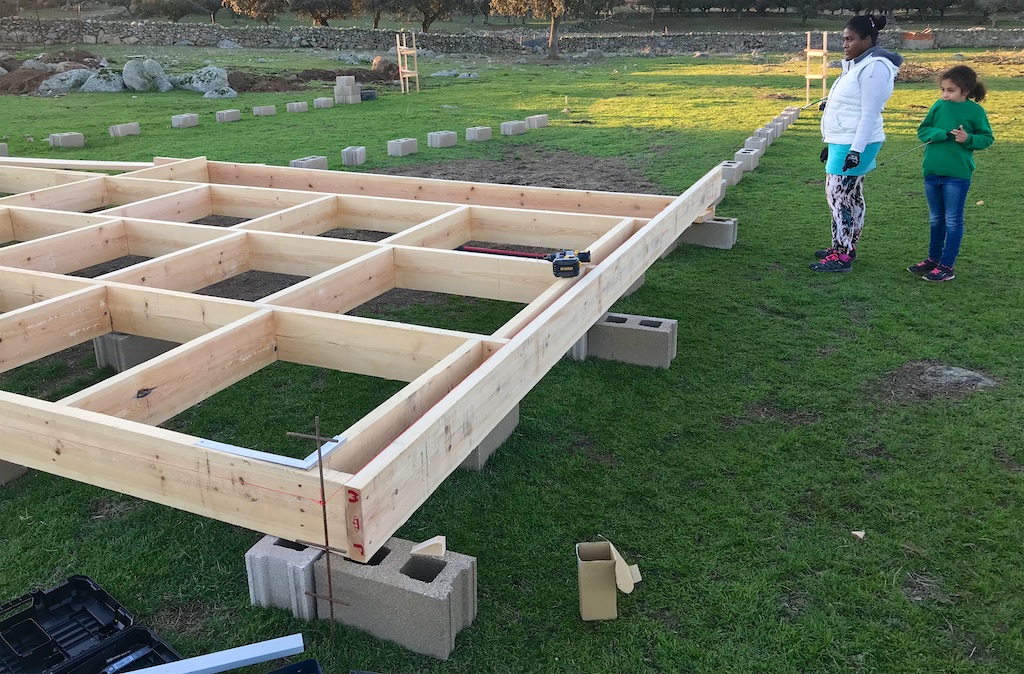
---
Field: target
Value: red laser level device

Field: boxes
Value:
[545,250,591,278]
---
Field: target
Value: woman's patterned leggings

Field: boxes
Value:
[825,174,865,255]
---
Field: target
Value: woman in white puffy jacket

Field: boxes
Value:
[811,14,904,273]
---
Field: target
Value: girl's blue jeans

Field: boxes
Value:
[924,174,971,268]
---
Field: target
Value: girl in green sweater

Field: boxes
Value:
[908,65,994,282]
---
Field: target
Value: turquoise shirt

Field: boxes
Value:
[826,142,882,176]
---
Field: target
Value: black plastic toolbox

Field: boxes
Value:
[49,627,180,674]
[0,576,134,674]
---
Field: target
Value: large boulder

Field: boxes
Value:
[202,86,237,98]
[218,38,241,49]
[80,69,126,93]
[0,67,7,77]
[123,58,172,92]
[144,60,173,92]
[173,65,228,93]
[37,69,93,96]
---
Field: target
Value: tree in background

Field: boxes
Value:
[290,0,352,25]
[353,0,401,28]
[141,0,206,20]
[489,0,595,59]
[199,0,226,21]
[223,0,287,22]
[461,0,491,23]
[404,0,459,31]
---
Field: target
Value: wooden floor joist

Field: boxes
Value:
[0,157,722,561]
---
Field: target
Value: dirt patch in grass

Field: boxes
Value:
[848,438,892,460]
[993,444,1023,474]
[91,495,145,520]
[40,49,103,65]
[0,68,51,96]
[759,92,800,101]
[349,287,450,316]
[191,215,248,227]
[195,270,306,302]
[320,227,391,242]
[150,601,216,636]
[69,255,149,278]
[373,146,663,194]
[902,571,951,603]
[721,403,819,429]
[227,67,395,93]
[561,434,618,466]
[873,361,998,401]
[896,63,942,83]
[778,591,808,620]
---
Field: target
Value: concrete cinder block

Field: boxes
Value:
[466,126,491,142]
[0,142,8,157]
[771,120,786,136]
[216,109,241,123]
[427,131,457,148]
[289,155,328,170]
[313,537,477,660]
[587,313,678,369]
[745,136,767,153]
[253,105,277,116]
[711,178,728,207]
[460,405,518,470]
[286,101,309,113]
[678,216,738,250]
[499,121,527,136]
[785,105,801,119]
[48,132,85,148]
[525,114,549,129]
[342,145,366,166]
[718,160,744,187]
[246,535,323,622]
[171,113,199,129]
[108,122,141,138]
[734,148,760,172]
[313,97,334,109]
[93,332,179,373]
[0,460,27,486]
[387,138,418,157]
[334,85,358,97]
[336,75,356,87]
[336,93,361,105]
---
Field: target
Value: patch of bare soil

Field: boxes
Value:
[897,63,942,84]
[150,602,215,636]
[721,403,819,429]
[195,270,306,302]
[40,49,102,64]
[462,240,553,256]
[873,361,998,401]
[348,287,449,315]
[190,215,248,227]
[227,71,304,93]
[902,571,951,603]
[319,227,391,242]
[0,68,50,96]
[91,495,145,520]
[227,67,395,93]
[69,255,149,278]
[374,146,663,194]
[760,92,800,101]
[560,433,618,465]
[994,444,1023,474]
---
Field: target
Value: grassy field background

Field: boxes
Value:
[1,45,1023,672]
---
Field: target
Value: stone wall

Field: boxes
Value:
[1,17,1023,54]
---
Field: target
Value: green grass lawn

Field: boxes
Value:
[1,48,1023,672]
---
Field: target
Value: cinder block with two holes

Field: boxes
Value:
[734,148,760,172]
[342,146,366,166]
[718,160,744,187]
[286,102,309,113]
[677,216,738,251]
[313,537,477,660]
[387,138,418,157]
[744,136,767,153]
[93,332,178,373]
[427,131,457,148]
[289,155,328,170]
[253,105,277,117]
[246,535,323,621]
[586,313,678,369]
[0,460,27,486]
[466,126,491,142]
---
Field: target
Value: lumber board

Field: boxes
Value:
[0,177,106,211]
[0,266,96,312]
[0,286,111,373]
[232,196,339,236]
[0,221,128,274]
[379,207,471,249]
[467,205,622,251]
[245,230,379,277]
[0,208,11,243]
[393,246,552,304]
[122,219,234,258]
[0,157,152,171]
[0,391,354,549]
[327,340,485,473]
[0,165,101,195]
[493,278,575,340]
[105,283,259,343]
[332,195,455,233]
[105,176,205,206]
[341,166,723,561]
[99,185,211,222]
[120,156,211,183]
[274,308,500,382]
[61,310,278,425]
[262,248,394,315]
[202,160,676,218]
[99,233,249,292]
[8,207,121,241]
[210,185,319,219]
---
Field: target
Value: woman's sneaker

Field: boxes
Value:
[810,252,853,273]
[923,265,955,282]
[814,246,856,261]
[907,259,938,274]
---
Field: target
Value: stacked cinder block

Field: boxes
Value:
[342,146,366,166]
[216,109,241,123]
[171,113,199,129]
[253,105,277,116]
[677,216,738,251]
[734,148,760,172]
[48,132,85,148]
[334,76,360,105]
[246,535,323,621]
[387,138,418,157]
[744,136,767,153]
[313,97,334,109]
[313,537,477,660]
[0,142,7,157]
[286,102,308,113]
[525,114,549,129]
[108,122,141,138]
[718,160,744,187]
[289,156,328,170]
[754,125,776,145]
[587,313,678,369]
[500,121,527,136]
[427,131,457,148]
[466,126,491,142]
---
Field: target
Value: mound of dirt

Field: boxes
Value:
[40,49,101,64]
[227,71,304,93]
[228,67,397,93]
[374,146,663,194]
[0,68,51,95]
[897,63,941,84]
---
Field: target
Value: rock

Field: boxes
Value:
[22,59,54,71]
[387,46,397,55]
[457,72,478,78]
[431,69,459,77]
[80,69,126,93]
[0,67,7,77]
[218,38,242,49]
[257,57,266,63]
[54,61,91,73]
[202,86,237,98]
[693,51,708,58]
[175,40,194,46]
[953,53,965,60]
[144,59,172,92]
[174,65,228,93]
[419,49,436,58]
[585,49,604,59]
[331,52,361,65]
[122,59,153,91]
[371,56,393,72]
[37,68,93,95]
[750,49,765,61]
[828,60,843,68]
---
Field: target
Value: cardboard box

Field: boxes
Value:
[576,540,641,621]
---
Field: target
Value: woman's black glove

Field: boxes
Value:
[818,99,828,111]
[819,147,828,163]
[842,151,861,172]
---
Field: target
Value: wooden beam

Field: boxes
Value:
[342,166,723,562]
[274,308,500,382]
[122,219,234,258]
[379,207,471,249]
[586,217,640,265]
[245,230,379,278]
[105,176,206,206]
[232,196,339,236]
[467,205,622,251]
[262,248,394,315]
[326,339,485,473]
[105,283,259,343]
[393,246,552,304]
[493,278,575,340]
[9,207,121,241]
[0,221,128,274]
[0,285,111,373]
[333,195,455,233]
[61,310,278,426]
[0,157,152,171]
[99,185,211,222]
[119,157,210,183]
[99,232,249,293]
[202,160,675,218]
[0,391,354,549]
[209,185,320,220]
[0,177,106,212]
[0,208,12,243]
[0,165,102,195]
[0,266,96,312]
